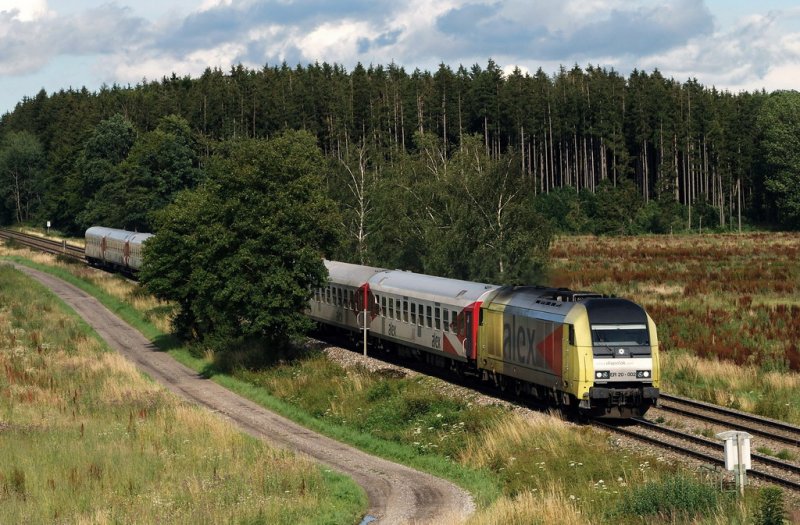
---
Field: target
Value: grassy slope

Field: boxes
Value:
[0,262,365,524]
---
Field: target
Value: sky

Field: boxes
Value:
[1,0,800,115]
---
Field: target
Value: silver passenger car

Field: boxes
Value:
[85,226,153,272]
[367,270,498,361]
[309,260,498,362]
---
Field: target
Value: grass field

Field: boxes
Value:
[550,232,800,425]
[2,235,779,524]
[0,263,364,524]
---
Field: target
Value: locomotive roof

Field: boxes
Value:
[484,285,604,318]
[368,269,498,304]
[583,297,647,324]
[324,260,386,288]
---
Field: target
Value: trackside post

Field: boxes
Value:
[716,430,752,496]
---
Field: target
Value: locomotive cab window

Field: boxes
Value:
[591,324,649,346]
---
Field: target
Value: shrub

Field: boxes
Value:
[615,475,719,520]
[365,379,393,402]
[753,486,787,525]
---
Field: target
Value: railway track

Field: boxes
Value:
[658,393,800,448]
[596,406,800,492]
[0,228,85,261]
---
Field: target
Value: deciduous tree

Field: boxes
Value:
[0,131,45,224]
[140,130,342,347]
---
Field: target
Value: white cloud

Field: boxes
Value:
[198,0,233,12]
[0,3,145,75]
[109,41,250,84]
[0,0,50,21]
[299,20,373,63]
[635,7,800,90]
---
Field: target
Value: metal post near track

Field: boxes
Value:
[716,430,752,497]
[358,286,369,357]
[357,310,369,356]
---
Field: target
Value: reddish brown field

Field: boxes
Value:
[550,232,800,422]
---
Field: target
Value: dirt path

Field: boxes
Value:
[11,264,475,524]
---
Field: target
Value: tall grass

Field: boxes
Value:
[467,486,589,525]
[0,264,364,524]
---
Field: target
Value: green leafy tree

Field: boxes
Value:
[369,132,551,284]
[67,114,137,232]
[533,186,592,234]
[140,130,342,347]
[589,178,644,235]
[446,134,551,284]
[756,91,800,229]
[0,131,45,224]
[79,115,201,231]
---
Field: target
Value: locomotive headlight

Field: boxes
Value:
[595,371,610,379]
[636,370,651,379]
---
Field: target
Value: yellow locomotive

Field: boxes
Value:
[310,261,660,418]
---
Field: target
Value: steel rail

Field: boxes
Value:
[0,228,85,260]
[633,418,800,476]
[659,393,800,447]
[594,419,800,492]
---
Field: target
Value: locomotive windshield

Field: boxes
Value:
[591,324,649,346]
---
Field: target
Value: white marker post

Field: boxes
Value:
[357,287,369,357]
[716,430,752,496]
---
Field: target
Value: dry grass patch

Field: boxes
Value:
[459,412,570,469]
[1,242,174,334]
[663,352,800,421]
[467,486,588,525]
[0,264,364,524]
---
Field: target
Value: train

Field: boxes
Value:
[309,260,660,419]
[84,226,152,274]
[84,226,660,418]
